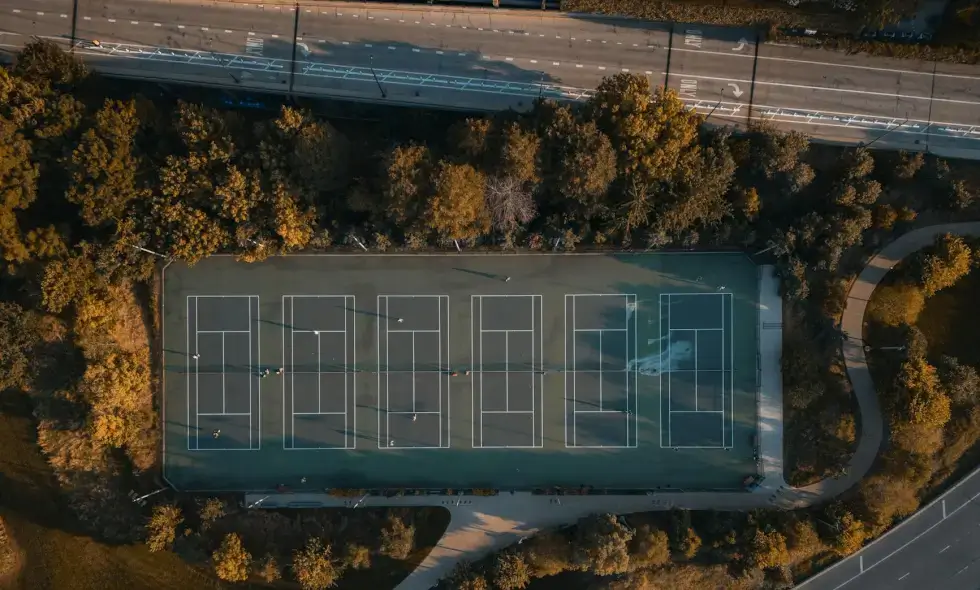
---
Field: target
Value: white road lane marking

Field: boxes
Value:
[108,18,116,22]
[529,59,537,64]
[898,573,909,580]
[83,16,90,20]
[11,9,20,13]
[60,14,68,18]
[154,23,161,26]
[36,11,44,15]
[675,46,980,81]
[131,21,139,25]
[940,545,951,553]
[667,71,980,106]
[225,30,233,33]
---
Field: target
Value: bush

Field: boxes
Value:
[257,553,281,583]
[379,514,415,560]
[920,234,973,296]
[293,537,341,590]
[197,497,225,530]
[344,543,371,570]
[492,551,531,590]
[145,504,183,553]
[868,283,925,327]
[212,532,251,582]
[629,524,670,568]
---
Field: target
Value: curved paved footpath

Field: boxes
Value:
[388,223,980,590]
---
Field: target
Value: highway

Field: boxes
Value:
[1,0,980,156]
[798,465,980,590]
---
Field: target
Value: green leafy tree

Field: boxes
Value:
[145,504,183,553]
[212,532,251,582]
[13,40,87,88]
[538,104,617,216]
[293,537,341,590]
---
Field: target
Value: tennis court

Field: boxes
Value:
[161,253,762,492]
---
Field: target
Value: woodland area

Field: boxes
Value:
[2,39,980,588]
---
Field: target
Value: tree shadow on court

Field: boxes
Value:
[451,267,509,282]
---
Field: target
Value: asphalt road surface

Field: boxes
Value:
[2,0,980,157]
[799,466,980,590]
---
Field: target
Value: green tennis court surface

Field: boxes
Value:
[161,253,761,491]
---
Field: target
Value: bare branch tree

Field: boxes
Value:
[484,175,537,235]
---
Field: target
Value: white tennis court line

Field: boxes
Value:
[565,293,638,449]
[378,295,449,450]
[663,292,734,449]
[472,294,544,449]
[282,295,356,450]
[186,294,260,452]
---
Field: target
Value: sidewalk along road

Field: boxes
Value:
[1,0,979,156]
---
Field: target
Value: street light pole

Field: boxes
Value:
[705,88,725,121]
[125,242,167,258]
[369,55,387,98]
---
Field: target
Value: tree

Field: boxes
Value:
[524,531,573,577]
[750,125,809,180]
[492,551,531,590]
[40,247,102,313]
[293,537,340,590]
[0,118,39,267]
[198,497,226,529]
[13,40,87,88]
[920,234,973,296]
[573,513,634,575]
[831,511,866,555]
[212,532,251,583]
[80,350,152,449]
[629,524,670,568]
[448,117,492,163]
[65,99,142,227]
[895,356,952,429]
[271,183,316,251]
[379,514,415,560]
[426,161,489,242]
[0,302,40,391]
[496,122,540,184]
[747,529,790,570]
[343,543,371,570]
[676,527,701,559]
[860,474,921,528]
[538,105,617,215]
[484,175,537,236]
[257,553,282,583]
[867,283,925,327]
[380,143,432,228]
[938,356,980,406]
[263,106,349,200]
[145,504,183,553]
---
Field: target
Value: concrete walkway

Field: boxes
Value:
[246,224,980,590]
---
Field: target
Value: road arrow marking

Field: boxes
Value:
[733,37,748,51]
[728,83,744,98]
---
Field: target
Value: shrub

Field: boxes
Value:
[212,532,251,582]
[868,283,925,327]
[492,551,531,590]
[293,537,340,590]
[145,504,183,553]
[379,514,415,560]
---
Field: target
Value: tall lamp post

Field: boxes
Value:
[369,55,387,99]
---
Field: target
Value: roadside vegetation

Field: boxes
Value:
[2,39,980,588]
[561,0,980,65]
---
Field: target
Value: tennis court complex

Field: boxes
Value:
[161,253,762,492]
